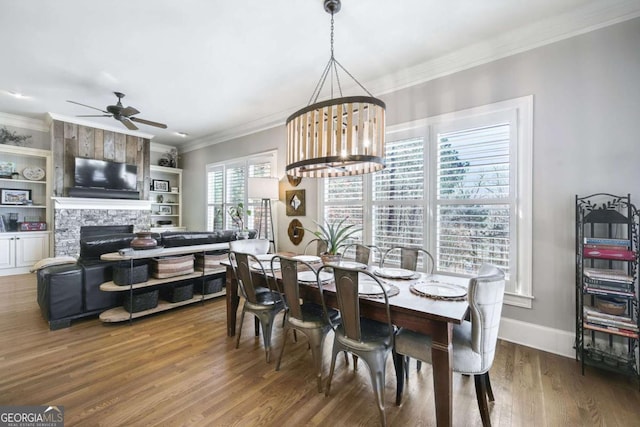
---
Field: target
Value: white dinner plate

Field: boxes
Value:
[358,275,390,295]
[293,255,322,263]
[298,270,332,283]
[373,267,415,279]
[254,254,276,261]
[412,282,467,299]
[251,261,280,271]
[328,260,368,269]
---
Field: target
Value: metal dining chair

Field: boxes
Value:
[381,246,435,373]
[304,238,328,256]
[318,264,397,427]
[341,243,383,266]
[393,264,506,427]
[228,250,285,363]
[273,255,340,392]
[380,246,434,273]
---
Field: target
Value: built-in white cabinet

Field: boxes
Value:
[0,231,50,275]
[0,145,52,274]
[149,165,184,233]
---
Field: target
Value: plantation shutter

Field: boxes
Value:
[206,165,224,231]
[372,136,425,265]
[435,123,512,277]
[323,175,364,247]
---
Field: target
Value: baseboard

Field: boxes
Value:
[499,317,575,359]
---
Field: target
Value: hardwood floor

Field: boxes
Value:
[1,273,639,426]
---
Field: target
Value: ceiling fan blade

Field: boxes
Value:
[66,100,109,113]
[76,114,112,117]
[121,106,140,116]
[130,116,168,129]
[119,117,139,131]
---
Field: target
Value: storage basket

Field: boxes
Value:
[161,283,194,303]
[195,251,228,271]
[113,261,149,286]
[196,276,225,295]
[151,254,194,278]
[123,289,159,313]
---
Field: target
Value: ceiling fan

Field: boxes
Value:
[67,92,167,131]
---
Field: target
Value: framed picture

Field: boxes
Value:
[286,189,306,216]
[152,179,170,192]
[159,205,172,215]
[0,161,15,178]
[1,188,32,205]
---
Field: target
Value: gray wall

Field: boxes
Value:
[181,18,640,333]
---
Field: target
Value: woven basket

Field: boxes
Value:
[151,255,194,278]
[123,290,159,313]
[196,277,224,295]
[161,283,194,303]
[195,252,228,271]
[113,262,149,286]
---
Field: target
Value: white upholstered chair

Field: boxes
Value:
[393,264,506,427]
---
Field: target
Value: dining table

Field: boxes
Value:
[223,254,470,427]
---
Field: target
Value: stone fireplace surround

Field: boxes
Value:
[53,197,151,257]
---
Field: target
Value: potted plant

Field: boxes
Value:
[304,217,361,263]
[228,202,252,239]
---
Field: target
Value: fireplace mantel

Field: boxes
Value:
[52,197,151,210]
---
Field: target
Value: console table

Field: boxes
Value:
[99,243,229,323]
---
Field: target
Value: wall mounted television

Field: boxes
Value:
[74,158,137,191]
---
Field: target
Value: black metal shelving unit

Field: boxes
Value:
[576,193,639,385]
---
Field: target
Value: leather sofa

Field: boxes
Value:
[37,230,255,330]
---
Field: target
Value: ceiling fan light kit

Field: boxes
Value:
[67,92,167,131]
[285,0,386,178]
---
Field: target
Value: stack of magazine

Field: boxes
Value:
[583,306,638,338]
[583,267,635,297]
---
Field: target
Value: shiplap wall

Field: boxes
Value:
[51,120,150,200]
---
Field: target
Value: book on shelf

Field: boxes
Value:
[584,307,633,321]
[583,268,634,283]
[583,237,631,247]
[584,322,639,338]
[584,277,635,291]
[583,286,635,297]
[585,317,639,331]
[583,247,636,260]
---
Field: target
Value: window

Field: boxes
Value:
[206,151,277,231]
[320,96,533,307]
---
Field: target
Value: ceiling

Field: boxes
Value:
[1,0,639,150]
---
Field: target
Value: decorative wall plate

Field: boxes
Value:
[22,166,45,181]
[288,219,304,245]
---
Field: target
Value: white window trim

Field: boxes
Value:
[206,149,278,231]
[321,96,533,308]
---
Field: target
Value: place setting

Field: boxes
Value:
[372,266,420,280]
[357,274,399,299]
[409,280,468,301]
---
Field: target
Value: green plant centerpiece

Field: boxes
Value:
[304,218,361,262]
[228,202,252,238]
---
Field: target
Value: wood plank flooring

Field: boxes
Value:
[1,273,639,426]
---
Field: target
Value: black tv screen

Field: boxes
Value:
[74,158,137,191]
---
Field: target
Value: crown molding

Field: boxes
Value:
[0,112,48,132]
[180,0,640,153]
[45,113,155,139]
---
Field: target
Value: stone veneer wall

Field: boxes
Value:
[54,209,151,257]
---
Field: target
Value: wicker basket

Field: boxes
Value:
[196,277,225,295]
[123,290,159,313]
[151,255,194,278]
[195,252,228,271]
[113,261,149,286]
[161,283,194,303]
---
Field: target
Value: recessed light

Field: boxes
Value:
[175,132,189,138]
